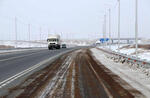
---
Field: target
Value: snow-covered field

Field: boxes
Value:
[0,39,92,49]
[98,44,150,61]
[91,48,150,98]
[0,40,47,48]
[0,40,47,54]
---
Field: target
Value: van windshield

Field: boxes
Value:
[47,39,59,42]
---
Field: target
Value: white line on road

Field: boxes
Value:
[0,54,58,89]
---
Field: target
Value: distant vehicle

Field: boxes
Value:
[62,44,67,48]
[47,34,61,50]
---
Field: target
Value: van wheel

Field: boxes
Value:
[48,47,52,50]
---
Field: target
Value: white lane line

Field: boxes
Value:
[88,61,113,98]
[0,55,57,89]
[0,51,46,62]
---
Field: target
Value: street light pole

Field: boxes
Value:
[103,20,105,39]
[118,0,120,52]
[15,17,18,48]
[135,0,138,57]
[40,27,42,41]
[28,24,31,47]
[109,8,111,49]
[102,20,105,47]
[40,27,42,47]
[104,14,106,47]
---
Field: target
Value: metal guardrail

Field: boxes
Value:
[112,51,150,67]
[99,48,150,68]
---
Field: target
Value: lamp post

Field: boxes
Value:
[15,17,18,48]
[40,27,42,41]
[40,27,42,47]
[104,14,107,47]
[28,24,31,47]
[135,0,138,57]
[109,8,111,49]
[118,0,120,52]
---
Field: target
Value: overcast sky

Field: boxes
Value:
[0,0,149,40]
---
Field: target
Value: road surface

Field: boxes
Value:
[0,47,78,96]
[0,48,75,82]
[0,47,144,98]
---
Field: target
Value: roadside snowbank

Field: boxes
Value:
[91,48,150,98]
[98,44,150,61]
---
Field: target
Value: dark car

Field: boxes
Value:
[62,44,67,48]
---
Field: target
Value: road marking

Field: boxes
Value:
[88,61,113,98]
[0,50,46,62]
[0,54,58,89]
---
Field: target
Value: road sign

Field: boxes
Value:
[100,38,109,43]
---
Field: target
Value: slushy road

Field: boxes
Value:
[0,48,75,83]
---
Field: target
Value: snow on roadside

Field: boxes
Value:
[0,40,90,49]
[101,44,127,51]
[98,44,150,61]
[0,40,47,48]
[0,40,47,54]
[138,52,150,61]
[91,48,150,98]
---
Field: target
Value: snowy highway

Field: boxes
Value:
[0,47,147,98]
[1,0,150,97]
[0,48,69,82]
[0,47,78,96]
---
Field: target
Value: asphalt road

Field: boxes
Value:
[0,48,75,83]
[0,47,139,98]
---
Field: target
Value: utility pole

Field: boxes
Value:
[135,0,138,57]
[104,14,107,46]
[103,21,105,39]
[109,8,111,49]
[40,27,42,47]
[102,17,105,47]
[28,24,31,47]
[40,27,42,41]
[104,14,107,47]
[15,17,18,48]
[118,0,120,52]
